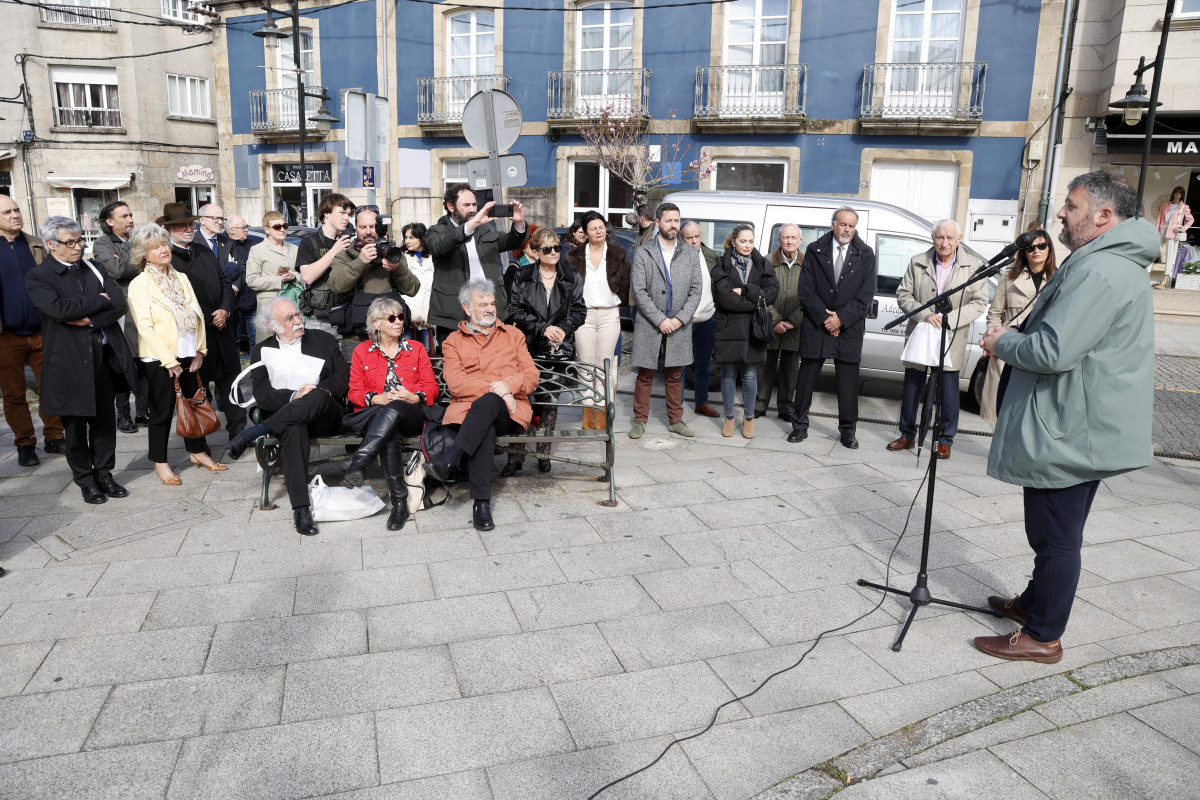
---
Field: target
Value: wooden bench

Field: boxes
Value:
[251,356,618,510]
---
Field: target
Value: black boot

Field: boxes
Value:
[382,440,410,531]
[343,406,400,488]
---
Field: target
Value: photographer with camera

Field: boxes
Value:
[329,206,420,354]
[425,183,528,342]
[295,193,355,337]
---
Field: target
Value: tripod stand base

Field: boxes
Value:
[857,578,1003,652]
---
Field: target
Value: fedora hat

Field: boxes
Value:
[156,202,198,226]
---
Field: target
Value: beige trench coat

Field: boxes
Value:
[979,268,1044,422]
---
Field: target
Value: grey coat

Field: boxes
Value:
[93,232,138,350]
[897,245,988,374]
[630,238,702,369]
[987,217,1158,489]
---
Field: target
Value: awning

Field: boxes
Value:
[46,174,132,190]
[0,149,14,161]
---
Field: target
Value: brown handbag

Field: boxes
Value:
[174,376,220,439]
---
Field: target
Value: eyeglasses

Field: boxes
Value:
[386,314,405,323]
[202,216,226,223]
[53,238,83,249]
[539,245,563,254]
[1023,242,1050,252]
[268,223,287,231]
[228,225,249,231]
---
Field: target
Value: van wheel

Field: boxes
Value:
[966,358,987,412]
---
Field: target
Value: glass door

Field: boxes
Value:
[887,0,963,116]
[447,11,495,117]
[571,161,634,230]
[722,0,788,116]
[577,1,634,114]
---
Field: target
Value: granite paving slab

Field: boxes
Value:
[0,685,110,762]
[599,603,770,670]
[310,771,494,800]
[367,592,521,650]
[661,525,798,566]
[837,750,1050,799]
[506,576,662,631]
[0,740,180,800]
[635,560,787,611]
[26,625,214,692]
[449,624,623,696]
[142,577,297,630]
[0,640,53,697]
[88,552,237,596]
[1130,694,1200,753]
[293,565,434,614]
[0,563,106,605]
[205,611,367,672]
[429,549,568,597]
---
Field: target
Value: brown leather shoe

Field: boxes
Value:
[936,443,952,459]
[694,404,720,418]
[987,595,1029,625]
[974,630,1062,664]
[887,436,915,451]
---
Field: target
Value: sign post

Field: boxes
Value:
[460,89,527,207]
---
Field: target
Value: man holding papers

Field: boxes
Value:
[226,297,349,535]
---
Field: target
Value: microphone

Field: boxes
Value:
[985,230,1041,267]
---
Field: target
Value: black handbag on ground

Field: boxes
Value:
[751,295,777,343]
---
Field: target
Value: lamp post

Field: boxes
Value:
[1109,0,1175,216]
[254,1,338,227]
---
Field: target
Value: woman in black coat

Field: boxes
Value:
[711,224,779,440]
[505,228,587,475]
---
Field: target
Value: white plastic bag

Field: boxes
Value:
[901,321,954,370]
[308,475,384,522]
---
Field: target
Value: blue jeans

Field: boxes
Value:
[721,363,758,420]
[691,318,715,407]
[1019,481,1100,642]
[898,367,960,445]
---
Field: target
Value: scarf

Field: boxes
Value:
[147,265,200,335]
[733,253,752,283]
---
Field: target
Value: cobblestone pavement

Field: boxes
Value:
[1155,355,1200,458]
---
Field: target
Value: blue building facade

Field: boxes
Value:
[216,0,1042,250]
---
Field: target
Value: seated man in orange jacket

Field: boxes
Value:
[428,277,540,531]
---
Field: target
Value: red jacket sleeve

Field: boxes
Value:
[403,342,439,404]
[348,341,381,410]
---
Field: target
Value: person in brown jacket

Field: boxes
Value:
[756,224,804,420]
[428,278,540,531]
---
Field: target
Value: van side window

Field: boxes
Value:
[767,224,826,255]
[693,220,753,252]
[874,234,929,297]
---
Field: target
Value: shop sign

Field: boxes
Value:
[1104,113,1200,156]
[177,164,214,183]
[272,162,332,184]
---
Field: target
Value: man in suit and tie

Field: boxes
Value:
[789,206,878,449]
[225,296,349,535]
[629,202,703,439]
[196,204,232,265]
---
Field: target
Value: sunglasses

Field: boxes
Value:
[268,223,287,231]
[1023,242,1050,252]
[539,245,563,254]
[386,314,405,323]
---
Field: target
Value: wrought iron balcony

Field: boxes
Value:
[860,62,986,132]
[547,68,650,127]
[250,87,329,136]
[694,63,807,132]
[40,0,112,26]
[417,74,510,132]
[54,107,121,128]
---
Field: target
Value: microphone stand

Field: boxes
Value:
[857,256,1013,651]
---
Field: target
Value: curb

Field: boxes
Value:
[751,643,1200,799]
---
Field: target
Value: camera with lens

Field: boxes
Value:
[354,214,404,267]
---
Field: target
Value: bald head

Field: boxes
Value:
[778,224,801,258]
[0,196,22,240]
[226,215,249,242]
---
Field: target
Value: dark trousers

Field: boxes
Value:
[758,347,800,417]
[114,359,149,418]
[210,371,248,438]
[898,367,960,446]
[145,358,209,463]
[792,358,860,435]
[0,330,63,446]
[1019,480,1101,642]
[690,317,715,408]
[449,393,520,500]
[263,390,344,510]
[62,340,120,488]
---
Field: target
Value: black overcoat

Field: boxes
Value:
[507,264,588,352]
[424,213,528,329]
[796,232,878,363]
[171,240,239,382]
[251,330,349,415]
[24,257,138,417]
[711,248,779,365]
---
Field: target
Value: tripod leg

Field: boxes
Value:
[891,600,921,652]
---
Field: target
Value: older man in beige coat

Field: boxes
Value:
[887,219,987,459]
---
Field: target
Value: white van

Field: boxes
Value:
[661,190,995,403]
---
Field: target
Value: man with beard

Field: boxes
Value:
[225,297,348,536]
[158,202,247,439]
[427,278,539,532]
[973,171,1157,664]
[93,200,148,432]
[424,184,528,341]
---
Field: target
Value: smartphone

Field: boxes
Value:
[492,204,514,218]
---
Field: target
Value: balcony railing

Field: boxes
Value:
[694,63,807,120]
[860,62,986,121]
[250,87,327,135]
[547,68,650,121]
[40,0,112,26]
[54,107,121,128]
[417,75,511,126]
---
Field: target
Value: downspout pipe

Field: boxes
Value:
[1039,0,1079,224]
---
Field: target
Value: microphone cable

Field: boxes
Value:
[586,459,934,799]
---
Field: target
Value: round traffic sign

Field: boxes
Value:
[461,89,523,154]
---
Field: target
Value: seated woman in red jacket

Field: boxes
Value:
[341,296,438,530]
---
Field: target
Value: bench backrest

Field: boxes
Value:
[427,357,613,409]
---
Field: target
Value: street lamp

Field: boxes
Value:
[254,1,338,227]
[1108,0,1175,215]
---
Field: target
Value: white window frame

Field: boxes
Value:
[568,160,635,229]
[1180,0,1200,16]
[575,1,635,110]
[40,0,111,27]
[447,10,496,77]
[443,159,469,192]
[51,66,121,128]
[160,0,201,23]
[278,27,316,91]
[723,0,787,68]
[888,0,964,64]
[709,158,788,193]
[167,74,210,119]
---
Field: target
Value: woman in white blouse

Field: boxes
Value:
[401,221,436,352]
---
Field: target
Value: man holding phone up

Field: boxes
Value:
[425,183,528,342]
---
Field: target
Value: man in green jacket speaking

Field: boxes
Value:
[975,171,1157,665]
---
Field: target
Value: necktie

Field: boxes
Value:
[834,245,845,283]
[662,249,673,314]
[210,237,219,259]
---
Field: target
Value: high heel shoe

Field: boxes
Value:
[156,467,182,486]
[189,455,228,472]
